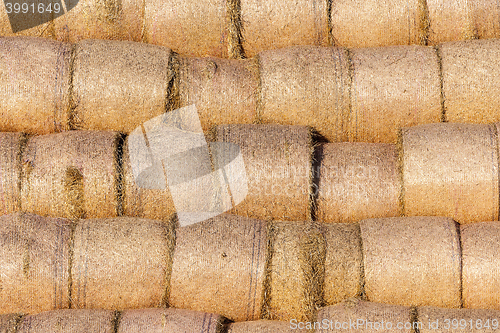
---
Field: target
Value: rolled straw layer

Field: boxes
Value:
[426,0,474,44]
[0,133,21,215]
[227,320,295,333]
[418,307,500,333]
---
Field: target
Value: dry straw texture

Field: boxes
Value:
[0,314,18,333]
[71,39,173,133]
[402,123,499,223]
[426,0,474,44]
[469,0,500,40]
[0,213,71,314]
[21,131,120,219]
[360,217,461,308]
[418,307,500,333]
[0,37,71,134]
[258,46,350,142]
[227,320,296,333]
[0,133,22,215]
[316,143,400,223]
[169,214,266,322]
[349,45,441,143]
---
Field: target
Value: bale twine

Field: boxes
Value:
[349,45,441,143]
[169,214,267,322]
[316,143,400,223]
[330,0,424,48]
[426,0,474,44]
[0,314,18,333]
[0,213,71,314]
[316,299,413,333]
[118,308,224,333]
[240,0,329,58]
[0,37,71,134]
[402,123,499,223]
[441,39,500,124]
[360,217,461,308]
[71,39,173,133]
[213,124,312,221]
[258,46,351,142]
[20,131,120,219]
[227,320,295,333]
[461,222,500,309]
[0,133,22,215]
[418,306,500,333]
[178,56,258,132]
[322,223,363,306]
[71,217,173,310]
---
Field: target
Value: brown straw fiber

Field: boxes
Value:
[418,306,500,333]
[17,309,115,333]
[258,46,351,142]
[240,0,329,58]
[322,223,363,306]
[21,131,120,219]
[169,214,266,322]
[214,124,312,221]
[71,217,172,310]
[402,123,499,223]
[330,0,424,48]
[461,222,500,309]
[316,143,400,223]
[349,45,441,143]
[0,314,18,333]
[71,39,173,133]
[316,299,413,333]
[0,37,71,134]
[426,0,475,44]
[0,213,71,314]
[178,56,258,132]
[227,320,296,333]
[441,39,500,124]
[143,0,229,57]
[470,1,500,40]
[360,217,461,308]
[118,308,224,333]
[0,133,21,215]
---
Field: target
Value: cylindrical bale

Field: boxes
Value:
[0,133,21,215]
[72,39,172,133]
[0,314,18,333]
[426,0,474,44]
[71,217,172,310]
[20,131,120,219]
[360,217,461,308]
[441,39,500,124]
[316,299,413,333]
[0,37,71,134]
[418,307,500,333]
[316,143,400,223]
[470,1,500,40]
[143,0,229,57]
[349,45,442,143]
[178,56,258,132]
[330,0,424,48]
[169,214,267,322]
[214,124,312,221]
[259,46,351,142]
[322,223,363,306]
[240,0,329,58]
[461,222,500,309]
[227,320,296,333]
[118,308,223,333]
[0,213,71,314]
[402,123,499,223]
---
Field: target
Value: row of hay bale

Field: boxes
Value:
[3,36,500,142]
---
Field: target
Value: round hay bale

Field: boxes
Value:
[178,56,258,132]
[72,39,173,133]
[20,131,120,219]
[418,306,500,333]
[213,124,312,221]
[349,45,441,143]
[71,217,173,310]
[0,133,22,216]
[258,46,351,142]
[426,0,474,44]
[169,214,267,322]
[0,212,71,314]
[143,0,229,57]
[360,217,461,308]
[227,320,296,333]
[0,37,71,134]
[461,222,500,310]
[330,0,424,48]
[118,308,223,333]
[316,299,413,333]
[441,39,500,124]
[0,314,18,333]
[402,123,499,223]
[240,0,329,58]
[322,223,363,306]
[316,143,400,223]
[17,309,115,333]
[470,0,500,40]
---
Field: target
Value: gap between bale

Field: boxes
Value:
[63,167,85,220]
[227,0,245,59]
[418,0,431,45]
[434,45,447,122]
[68,44,78,130]
[163,215,177,308]
[165,52,181,113]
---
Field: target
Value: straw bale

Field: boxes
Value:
[0,133,21,215]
